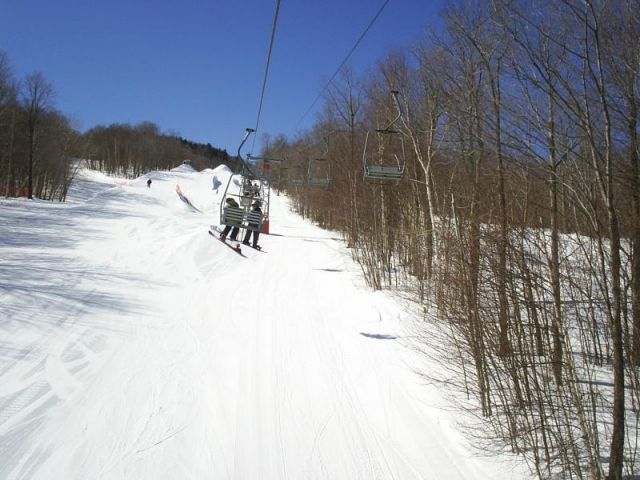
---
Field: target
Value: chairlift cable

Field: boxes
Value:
[217,2,279,252]
[250,0,282,154]
[294,0,390,130]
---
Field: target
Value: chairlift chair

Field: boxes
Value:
[307,157,331,188]
[362,128,406,182]
[288,163,305,187]
[220,128,268,233]
[247,154,284,183]
[362,90,406,183]
[221,173,267,231]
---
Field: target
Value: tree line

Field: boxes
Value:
[83,122,231,178]
[0,51,231,201]
[264,1,639,478]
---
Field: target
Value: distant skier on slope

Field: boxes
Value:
[147,178,152,188]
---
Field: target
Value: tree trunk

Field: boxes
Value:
[629,95,640,367]
[547,92,564,386]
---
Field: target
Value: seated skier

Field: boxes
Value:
[242,200,263,249]
[220,197,241,242]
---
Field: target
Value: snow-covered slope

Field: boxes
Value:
[0,167,529,479]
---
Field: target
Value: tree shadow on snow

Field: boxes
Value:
[0,190,155,249]
[360,333,397,340]
[0,191,171,363]
[0,181,183,479]
[268,232,342,242]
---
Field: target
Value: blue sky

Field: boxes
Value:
[1,0,445,155]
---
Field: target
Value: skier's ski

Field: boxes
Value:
[213,225,265,253]
[208,230,245,257]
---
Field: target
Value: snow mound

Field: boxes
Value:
[212,164,233,175]
[76,168,121,185]
[170,163,196,173]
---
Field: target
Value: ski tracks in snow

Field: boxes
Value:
[0,169,529,480]
[243,208,401,480]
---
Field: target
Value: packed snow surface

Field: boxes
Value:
[0,166,528,479]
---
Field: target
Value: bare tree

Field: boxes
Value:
[0,52,19,197]
[0,52,16,116]
[255,1,639,475]
[22,72,54,199]
[324,67,364,247]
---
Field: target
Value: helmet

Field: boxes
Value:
[225,197,234,203]
[252,200,261,207]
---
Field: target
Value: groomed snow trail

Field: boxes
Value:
[0,166,528,479]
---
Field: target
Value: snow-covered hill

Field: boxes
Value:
[0,166,529,479]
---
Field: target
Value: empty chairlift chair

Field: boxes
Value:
[247,153,284,183]
[363,90,406,183]
[307,157,331,188]
[362,128,406,182]
[288,163,306,187]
